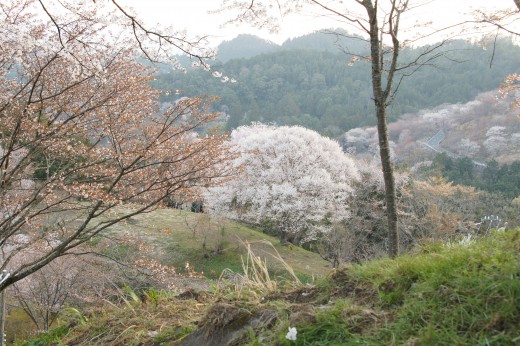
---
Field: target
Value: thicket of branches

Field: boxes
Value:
[0,0,233,291]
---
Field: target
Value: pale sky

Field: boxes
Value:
[120,0,519,46]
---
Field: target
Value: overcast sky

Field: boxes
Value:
[120,0,518,46]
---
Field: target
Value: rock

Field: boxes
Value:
[179,303,278,346]
[289,304,316,326]
[175,289,200,301]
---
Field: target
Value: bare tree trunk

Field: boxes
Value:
[514,0,520,11]
[375,107,399,258]
[364,0,400,257]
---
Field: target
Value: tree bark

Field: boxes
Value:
[375,103,399,258]
[363,0,399,258]
[514,0,520,11]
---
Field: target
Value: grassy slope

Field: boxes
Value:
[27,229,520,346]
[101,207,331,280]
[291,230,520,345]
[9,208,329,345]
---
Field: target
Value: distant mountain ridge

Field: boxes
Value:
[216,34,279,62]
[216,29,369,62]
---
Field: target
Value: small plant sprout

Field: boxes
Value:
[286,327,297,341]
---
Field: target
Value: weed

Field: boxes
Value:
[62,307,88,325]
[143,287,159,305]
[122,284,141,306]
[216,239,303,300]
[23,325,69,346]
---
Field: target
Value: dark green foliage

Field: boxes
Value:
[430,153,520,199]
[155,36,520,135]
[281,30,369,55]
[32,155,68,181]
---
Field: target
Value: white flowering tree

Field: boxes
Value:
[218,0,436,257]
[205,124,361,244]
[484,126,508,156]
[458,138,481,158]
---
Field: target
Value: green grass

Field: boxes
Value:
[47,291,204,346]
[24,225,520,346]
[20,325,70,346]
[280,299,382,346]
[166,246,245,278]
[294,230,520,345]
[102,207,331,279]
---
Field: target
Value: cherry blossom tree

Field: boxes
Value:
[457,138,481,158]
[34,0,215,66]
[11,256,93,332]
[204,124,360,244]
[484,126,508,156]
[0,0,233,291]
[218,0,458,257]
[473,1,520,38]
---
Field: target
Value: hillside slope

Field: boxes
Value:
[27,229,520,345]
[99,207,330,280]
[6,208,330,344]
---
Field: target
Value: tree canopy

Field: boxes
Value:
[0,0,232,290]
[204,124,360,244]
[157,36,520,136]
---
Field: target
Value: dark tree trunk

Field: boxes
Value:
[375,105,399,258]
[363,0,400,258]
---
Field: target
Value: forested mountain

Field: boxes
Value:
[216,34,279,62]
[155,34,520,136]
[281,30,370,54]
[216,30,370,61]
